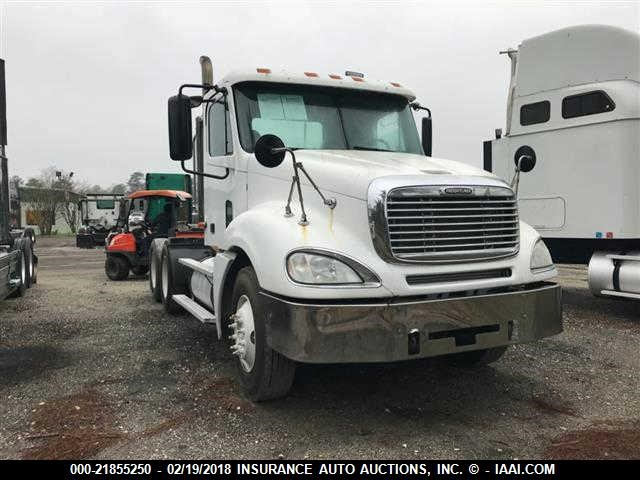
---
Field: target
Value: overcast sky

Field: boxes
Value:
[0,0,638,187]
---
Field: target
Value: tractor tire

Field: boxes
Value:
[105,255,129,281]
[230,266,296,401]
[131,265,149,276]
[160,245,183,314]
[149,243,162,302]
[447,346,509,367]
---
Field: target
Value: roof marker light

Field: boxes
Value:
[390,82,401,87]
[329,74,342,80]
[304,71,318,77]
[256,68,271,74]
[351,76,365,82]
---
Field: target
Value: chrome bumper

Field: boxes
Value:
[261,282,562,363]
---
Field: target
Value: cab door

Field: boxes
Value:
[203,92,244,246]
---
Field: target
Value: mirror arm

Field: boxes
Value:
[410,102,431,117]
[180,160,230,180]
[178,83,226,97]
[510,154,531,197]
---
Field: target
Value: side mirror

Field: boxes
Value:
[421,117,432,157]
[513,145,536,172]
[168,94,193,160]
[254,134,286,168]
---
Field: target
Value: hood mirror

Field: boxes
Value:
[254,134,286,168]
[253,134,336,225]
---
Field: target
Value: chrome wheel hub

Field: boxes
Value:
[228,295,256,372]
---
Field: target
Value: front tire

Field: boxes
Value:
[230,266,296,401]
[105,255,129,281]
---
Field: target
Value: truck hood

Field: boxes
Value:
[262,149,501,200]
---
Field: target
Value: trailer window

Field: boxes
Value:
[96,199,115,209]
[562,91,615,119]
[208,98,233,157]
[520,101,550,126]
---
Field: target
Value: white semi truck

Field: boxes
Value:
[484,25,640,300]
[151,57,562,400]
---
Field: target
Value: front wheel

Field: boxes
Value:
[105,255,129,281]
[230,266,296,401]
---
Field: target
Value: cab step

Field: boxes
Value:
[599,290,640,300]
[171,294,216,324]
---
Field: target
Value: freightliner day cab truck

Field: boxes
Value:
[151,57,563,400]
[484,25,640,300]
[0,58,37,301]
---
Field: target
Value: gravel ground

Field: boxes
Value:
[1,236,638,460]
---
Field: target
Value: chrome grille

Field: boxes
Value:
[385,185,519,262]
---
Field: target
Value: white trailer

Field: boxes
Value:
[152,58,562,400]
[484,25,640,300]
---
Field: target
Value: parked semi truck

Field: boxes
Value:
[484,25,640,300]
[1,58,37,301]
[151,57,563,400]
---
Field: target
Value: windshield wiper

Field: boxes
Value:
[352,146,394,152]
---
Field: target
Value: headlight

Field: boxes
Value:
[530,239,554,272]
[286,250,379,285]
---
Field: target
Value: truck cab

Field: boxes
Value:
[484,25,640,300]
[154,59,563,400]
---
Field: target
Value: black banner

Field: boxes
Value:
[0,460,638,479]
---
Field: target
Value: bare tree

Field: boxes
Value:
[58,191,82,233]
[127,171,145,194]
[22,167,77,235]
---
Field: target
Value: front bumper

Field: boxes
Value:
[261,282,562,363]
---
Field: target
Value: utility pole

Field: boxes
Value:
[0,58,12,246]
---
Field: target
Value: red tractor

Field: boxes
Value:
[104,190,203,280]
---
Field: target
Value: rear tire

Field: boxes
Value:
[230,266,296,401]
[21,237,34,288]
[447,346,509,367]
[11,247,28,298]
[105,255,129,281]
[149,244,162,302]
[160,246,182,314]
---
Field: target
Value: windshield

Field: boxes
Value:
[234,82,423,155]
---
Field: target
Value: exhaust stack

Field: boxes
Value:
[199,56,213,92]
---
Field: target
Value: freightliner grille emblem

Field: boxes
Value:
[442,187,473,195]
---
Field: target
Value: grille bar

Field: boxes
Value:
[391,233,519,242]
[385,186,519,262]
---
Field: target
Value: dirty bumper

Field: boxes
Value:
[261,282,562,363]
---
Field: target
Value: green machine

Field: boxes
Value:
[145,173,193,222]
